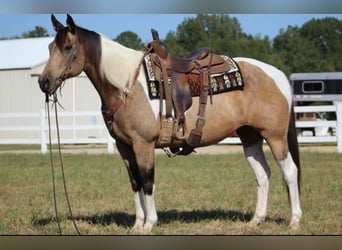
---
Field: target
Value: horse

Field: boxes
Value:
[38,15,302,232]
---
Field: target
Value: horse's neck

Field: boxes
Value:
[82,34,144,108]
[96,35,143,93]
[81,34,150,119]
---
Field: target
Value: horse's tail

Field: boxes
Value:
[287,105,301,194]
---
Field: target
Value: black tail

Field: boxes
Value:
[287,105,301,194]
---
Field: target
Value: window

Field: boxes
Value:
[302,81,324,93]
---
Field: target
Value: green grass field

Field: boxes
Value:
[0,149,341,235]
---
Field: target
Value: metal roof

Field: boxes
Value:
[0,37,53,70]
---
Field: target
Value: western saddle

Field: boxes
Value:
[146,29,233,156]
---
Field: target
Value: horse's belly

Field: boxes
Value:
[183,93,244,145]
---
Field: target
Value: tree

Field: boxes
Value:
[0,25,50,40]
[162,14,280,67]
[273,26,313,74]
[22,26,49,38]
[164,14,246,57]
[273,17,342,74]
[114,31,145,50]
[300,17,342,72]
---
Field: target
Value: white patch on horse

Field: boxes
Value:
[234,57,292,111]
[244,141,271,225]
[277,152,302,229]
[133,190,146,229]
[99,35,161,119]
[99,35,143,93]
[139,71,163,119]
[144,184,158,231]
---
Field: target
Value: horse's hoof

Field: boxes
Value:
[289,220,300,231]
[289,215,301,231]
[247,215,265,228]
[142,221,155,234]
[132,218,144,231]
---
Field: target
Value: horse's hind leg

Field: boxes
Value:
[267,137,302,230]
[237,126,271,227]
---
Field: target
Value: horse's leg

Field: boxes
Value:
[237,126,271,227]
[132,139,158,232]
[115,140,146,230]
[267,136,302,230]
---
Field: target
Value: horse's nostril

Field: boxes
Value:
[38,76,50,93]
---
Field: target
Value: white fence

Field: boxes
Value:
[220,102,342,153]
[0,102,341,153]
[0,110,114,154]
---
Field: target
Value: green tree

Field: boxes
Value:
[0,26,49,40]
[164,14,246,57]
[22,26,49,38]
[273,17,342,74]
[162,14,279,67]
[300,17,342,71]
[273,26,312,74]
[114,31,145,50]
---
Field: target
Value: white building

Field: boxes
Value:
[0,37,109,146]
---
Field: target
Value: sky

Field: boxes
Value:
[0,14,341,42]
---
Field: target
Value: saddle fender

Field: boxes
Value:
[171,73,193,124]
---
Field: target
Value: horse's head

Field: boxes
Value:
[38,15,85,95]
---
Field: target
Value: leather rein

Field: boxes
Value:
[45,93,81,235]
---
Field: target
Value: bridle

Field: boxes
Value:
[46,38,79,95]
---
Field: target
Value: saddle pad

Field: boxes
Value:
[143,54,244,100]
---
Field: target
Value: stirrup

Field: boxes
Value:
[162,147,196,158]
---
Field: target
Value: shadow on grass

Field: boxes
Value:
[32,209,285,228]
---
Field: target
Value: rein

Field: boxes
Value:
[45,93,81,235]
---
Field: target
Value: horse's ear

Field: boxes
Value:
[51,14,64,32]
[66,14,76,34]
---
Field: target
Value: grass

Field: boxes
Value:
[0,149,341,235]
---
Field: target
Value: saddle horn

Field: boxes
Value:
[151,29,160,40]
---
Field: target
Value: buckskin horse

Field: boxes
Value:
[38,15,302,232]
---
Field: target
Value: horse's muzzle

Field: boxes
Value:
[38,75,60,95]
[38,75,51,94]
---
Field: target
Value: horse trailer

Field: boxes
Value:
[290,72,342,102]
[290,72,342,137]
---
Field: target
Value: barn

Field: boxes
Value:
[0,37,110,149]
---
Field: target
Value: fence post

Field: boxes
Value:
[336,102,342,153]
[40,109,47,154]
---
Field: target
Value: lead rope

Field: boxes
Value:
[45,93,62,235]
[45,93,81,235]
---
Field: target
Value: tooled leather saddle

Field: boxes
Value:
[144,29,243,155]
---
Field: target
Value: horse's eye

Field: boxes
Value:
[64,44,72,52]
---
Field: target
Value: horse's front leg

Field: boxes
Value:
[132,139,158,232]
[116,139,158,232]
[116,140,146,229]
